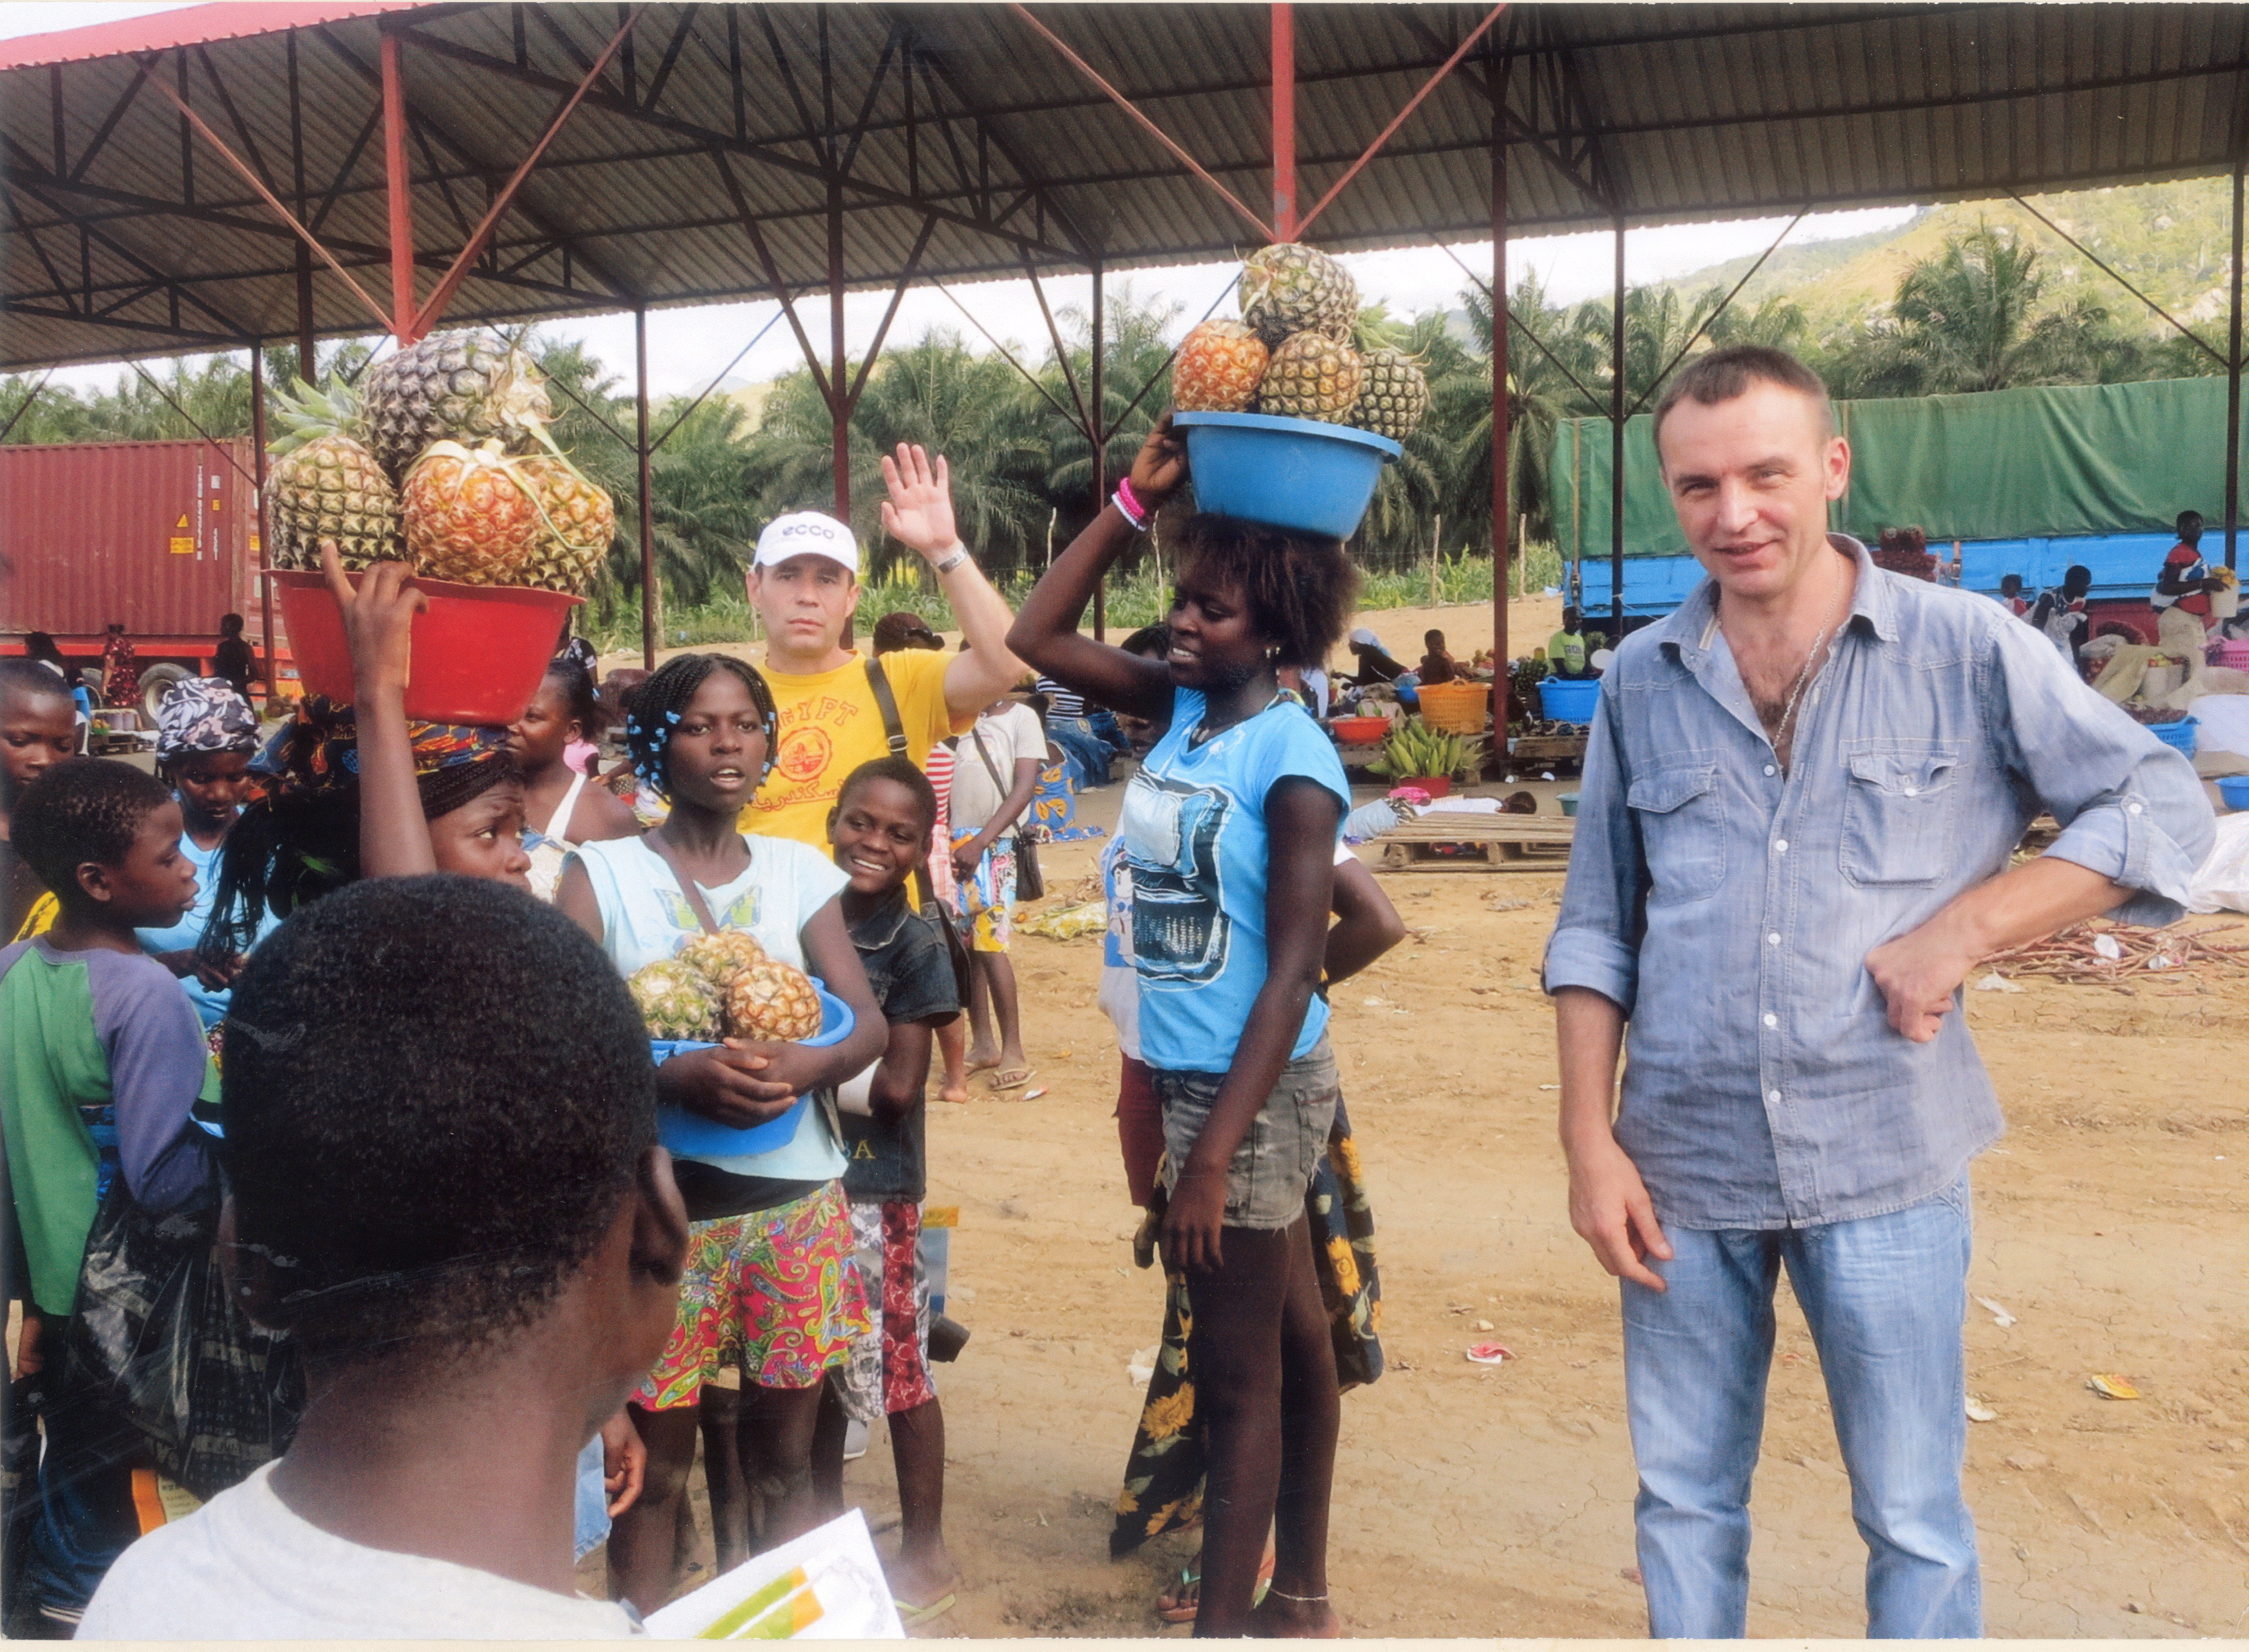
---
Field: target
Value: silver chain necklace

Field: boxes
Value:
[1723,580,1850,762]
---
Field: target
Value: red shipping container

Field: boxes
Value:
[1,439,259,644]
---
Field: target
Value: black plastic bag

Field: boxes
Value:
[59,1177,302,1503]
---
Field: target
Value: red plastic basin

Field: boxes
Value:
[266,567,583,726]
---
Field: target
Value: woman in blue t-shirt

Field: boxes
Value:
[137,677,260,1028]
[1009,414,1356,1638]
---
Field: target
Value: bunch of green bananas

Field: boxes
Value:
[1367,715,1488,781]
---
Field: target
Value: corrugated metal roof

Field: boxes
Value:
[6,3,2248,370]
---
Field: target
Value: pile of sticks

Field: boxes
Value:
[1984,921,2249,988]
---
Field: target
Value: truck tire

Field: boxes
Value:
[137,662,192,723]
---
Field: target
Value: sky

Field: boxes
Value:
[4,0,1917,398]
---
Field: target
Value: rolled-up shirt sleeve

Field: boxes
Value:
[1986,618,2216,926]
[1543,683,1644,1012]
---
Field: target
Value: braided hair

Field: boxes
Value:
[542,658,602,741]
[624,653,778,803]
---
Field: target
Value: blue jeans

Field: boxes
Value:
[1621,1177,1980,1638]
[573,1432,609,1561]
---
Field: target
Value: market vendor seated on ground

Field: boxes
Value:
[2153,510,2221,626]
[1547,608,1596,679]
[1345,627,1408,686]
[1417,630,1458,685]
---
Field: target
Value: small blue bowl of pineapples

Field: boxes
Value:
[649,982,856,1159]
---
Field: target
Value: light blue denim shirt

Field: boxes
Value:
[1544,537,2215,1229]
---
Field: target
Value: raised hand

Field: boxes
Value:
[320,545,425,702]
[878,443,960,561]
[1129,411,1189,508]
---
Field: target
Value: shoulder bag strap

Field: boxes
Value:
[967,721,1009,795]
[639,831,724,936]
[863,657,909,758]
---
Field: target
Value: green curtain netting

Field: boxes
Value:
[1553,376,2249,557]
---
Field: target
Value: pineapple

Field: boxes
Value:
[1257,332,1364,423]
[722,957,825,1043]
[264,378,406,571]
[1346,345,1430,441]
[401,440,542,586]
[628,960,720,1041]
[359,331,553,483]
[678,930,769,986]
[1240,242,1359,345]
[1172,320,1268,413]
[515,452,616,596]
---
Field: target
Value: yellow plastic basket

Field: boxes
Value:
[1414,680,1490,735]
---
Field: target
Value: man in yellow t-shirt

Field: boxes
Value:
[740,443,1026,847]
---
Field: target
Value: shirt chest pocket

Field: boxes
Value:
[1627,762,1726,902]
[1840,741,1964,887]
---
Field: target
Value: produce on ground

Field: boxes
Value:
[1370,715,1488,782]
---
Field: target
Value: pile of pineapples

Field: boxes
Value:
[628,930,825,1045]
[1173,243,1430,441]
[264,332,615,594]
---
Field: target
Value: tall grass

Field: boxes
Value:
[583,545,1567,656]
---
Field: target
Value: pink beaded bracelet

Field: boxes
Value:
[1113,479,1149,530]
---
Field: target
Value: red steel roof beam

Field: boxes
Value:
[146,66,392,334]
[380,30,415,339]
[1271,3,1295,241]
[407,6,642,340]
[1294,3,1507,241]
[1005,3,1271,243]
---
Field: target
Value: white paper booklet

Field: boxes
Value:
[642,1508,905,1639]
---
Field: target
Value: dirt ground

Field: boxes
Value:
[597,596,2248,1637]
[807,780,2246,1640]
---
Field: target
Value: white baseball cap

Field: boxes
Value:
[753,511,859,575]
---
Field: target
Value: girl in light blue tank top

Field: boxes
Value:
[553,652,885,1608]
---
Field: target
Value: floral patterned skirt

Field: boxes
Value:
[632,1182,869,1410]
[1109,1097,1382,1557]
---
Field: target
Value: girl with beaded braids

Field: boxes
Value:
[554,651,887,1616]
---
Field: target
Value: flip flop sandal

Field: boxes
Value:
[987,1066,1036,1092]
[895,1593,957,1627]
[1154,1550,1275,1625]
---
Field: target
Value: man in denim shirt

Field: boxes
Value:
[1544,346,2214,1639]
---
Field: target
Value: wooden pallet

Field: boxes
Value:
[1508,732,1590,766]
[1376,809,1576,871]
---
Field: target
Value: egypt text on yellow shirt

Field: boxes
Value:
[738,646,969,848]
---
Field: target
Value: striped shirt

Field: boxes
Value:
[1035,676,1086,720]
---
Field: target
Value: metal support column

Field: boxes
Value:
[828,178,850,522]
[636,306,657,669]
[294,252,316,383]
[379,31,416,343]
[1271,3,1296,240]
[1090,256,1107,641]
[250,341,275,692]
[1609,214,1626,636]
[2229,151,2244,571]
[1490,115,1509,733]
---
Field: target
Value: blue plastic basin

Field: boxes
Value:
[1174,411,1401,539]
[2217,773,2249,811]
[2150,716,2198,757]
[1538,676,1603,724]
[651,983,855,1161]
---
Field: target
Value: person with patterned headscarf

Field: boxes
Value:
[137,679,262,1027]
[197,561,531,965]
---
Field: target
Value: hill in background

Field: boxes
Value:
[1656,177,2234,340]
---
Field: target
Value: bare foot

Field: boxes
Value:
[1248,1591,1340,1638]
[938,1080,970,1104]
[965,1047,1002,1073]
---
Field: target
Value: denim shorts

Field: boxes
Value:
[1153,1039,1339,1231]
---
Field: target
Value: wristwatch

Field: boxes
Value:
[932,546,969,576]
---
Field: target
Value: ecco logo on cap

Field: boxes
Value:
[753,511,859,574]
